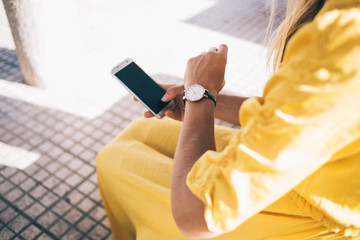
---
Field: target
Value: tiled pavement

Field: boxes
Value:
[0,0,285,239]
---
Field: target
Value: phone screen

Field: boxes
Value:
[114,62,169,114]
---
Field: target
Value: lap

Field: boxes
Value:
[96,118,340,240]
[97,117,238,201]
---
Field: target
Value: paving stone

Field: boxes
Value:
[0,199,7,212]
[18,142,32,151]
[61,228,83,240]
[91,130,105,139]
[52,200,72,217]
[36,233,54,240]
[70,144,85,156]
[92,142,106,153]
[73,120,85,130]
[49,219,70,237]
[58,152,74,164]
[12,236,23,240]
[0,166,17,178]
[6,136,23,146]
[23,119,37,130]
[42,176,60,189]
[66,189,84,205]
[29,185,47,199]
[20,224,41,239]
[54,167,71,180]
[78,198,96,213]
[32,169,49,182]
[64,208,84,224]
[88,225,110,240]
[25,202,45,219]
[76,217,96,233]
[100,123,114,134]
[65,174,83,187]
[28,135,44,147]
[19,177,36,191]
[47,146,63,158]
[23,164,39,175]
[72,132,85,142]
[68,159,83,171]
[89,206,107,221]
[53,182,71,197]
[0,207,18,223]
[62,126,75,136]
[8,214,30,233]
[51,133,65,143]
[89,173,98,185]
[45,161,61,173]
[60,139,76,150]
[78,181,96,195]
[13,194,34,211]
[0,180,15,194]
[36,155,52,166]
[102,217,111,229]
[53,122,66,132]
[82,125,95,136]
[78,164,94,177]
[33,124,46,134]
[38,141,53,153]
[1,132,14,142]
[44,117,57,128]
[80,150,96,162]
[37,210,58,228]
[0,227,15,239]
[4,187,23,202]
[39,192,59,207]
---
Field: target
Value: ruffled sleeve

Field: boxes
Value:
[187,1,360,234]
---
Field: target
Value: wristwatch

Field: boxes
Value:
[183,84,216,106]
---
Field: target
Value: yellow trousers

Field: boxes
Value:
[96,118,344,240]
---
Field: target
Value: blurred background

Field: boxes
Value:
[0,0,285,239]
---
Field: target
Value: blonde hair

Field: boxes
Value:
[267,0,326,72]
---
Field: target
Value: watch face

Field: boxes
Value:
[185,84,205,101]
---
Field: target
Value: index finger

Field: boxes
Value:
[218,44,228,56]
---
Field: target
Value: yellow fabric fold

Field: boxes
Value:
[187,0,360,235]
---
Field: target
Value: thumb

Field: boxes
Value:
[161,85,184,101]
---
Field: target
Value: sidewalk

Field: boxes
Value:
[0,0,285,239]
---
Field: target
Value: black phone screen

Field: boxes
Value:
[115,62,169,114]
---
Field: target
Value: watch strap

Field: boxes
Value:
[204,89,216,106]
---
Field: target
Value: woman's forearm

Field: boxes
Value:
[215,94,248,125]
[171,99,219,239]
[171,44,228,238]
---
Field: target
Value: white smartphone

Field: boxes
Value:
[111,58,176,118]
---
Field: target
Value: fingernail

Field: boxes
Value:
[161,93,169,101]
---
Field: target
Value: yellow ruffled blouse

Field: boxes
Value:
[187,0,360,237]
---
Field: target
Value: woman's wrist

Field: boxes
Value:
[184,99,216,119]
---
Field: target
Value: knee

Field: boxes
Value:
[96,142,129,186]
[120,117,159,138]
[96,117,166,177]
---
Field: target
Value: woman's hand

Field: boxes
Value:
[134,84,185,121]
[184,44,228,98]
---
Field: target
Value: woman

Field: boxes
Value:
[97,0,360,239]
